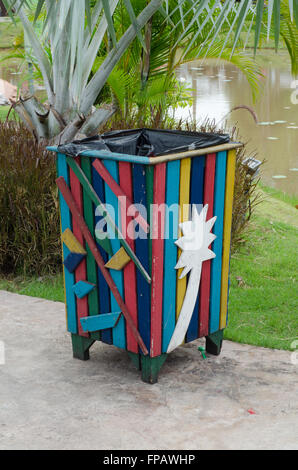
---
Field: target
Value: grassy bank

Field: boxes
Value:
[0,187,297,351]
[225,188,297,350]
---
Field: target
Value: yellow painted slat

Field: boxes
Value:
[62,228,87,255]
[105,247,131,271]
[220,149,236,329]
[176,157,191,321]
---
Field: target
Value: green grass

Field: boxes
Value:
[0,186,297,351]
[225,200,298,351]
[259,183,298,208]
[0,273,65,303]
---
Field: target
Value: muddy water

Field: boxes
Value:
[177,51,298,196]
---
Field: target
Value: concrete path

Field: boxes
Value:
[0,290,297,450]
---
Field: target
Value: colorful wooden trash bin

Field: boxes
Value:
[48,129,242,383]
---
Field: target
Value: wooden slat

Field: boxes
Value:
[92,158,112,344]
[72,281,95,299]
[133,163,151,353]
[80,312,122,332]
[199,153,216,337]
[66,157,151,284]
[148,143,243,164]
[103,160,126,350]
[57,153,77,334]
[209,151,227,334]
[61,228,86,255]
[63,252,85,273]
[92,159,149,233]
[81,157,101,342]
[150,163,166,358]
[162,160,180,353]
[119,162,138,354]
[186,156,205,342]
[105,247,131,271]
[78,150,151,165]
[176,158,191,324]
[48,142,243,165]
[69,160,89,338]
[56,176,148,355]
[146,166,154,275]
[220,149,236,330]
[59,215,68,328]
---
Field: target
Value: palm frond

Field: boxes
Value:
[172,0,298,56]
[280,0,298,75]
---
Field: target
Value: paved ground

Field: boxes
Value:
[0,290,297,450]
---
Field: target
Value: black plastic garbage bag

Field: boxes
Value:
[58,128,230,158]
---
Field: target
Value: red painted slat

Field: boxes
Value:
[119,162,138,354]
[69,157,89,338]
[92,159,149,234]
[199,153,216,337]
[56,176,149,355]
[150,163,166,357]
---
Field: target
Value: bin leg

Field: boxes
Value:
[205,330,223,356]
[128,352,167,384]
[140,354,168,384]
[127,352,142,371]
[71,334,95,361]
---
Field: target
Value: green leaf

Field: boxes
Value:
[33,0,44,24]
[123,0,146,49]
[254,0,265,55]
[267,0,274,40]
[232,0,253,56]
[274,0,281,51]
[294,0,298,28]
[102,0,117,48]
[85,0,92,31]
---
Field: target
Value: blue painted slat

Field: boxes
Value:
[186,156,206,342]
[103,160,126,350]
[209,151,227,333]
[57,153,77,334]
[92,159,112,344]
[48,147,151,165]
[132,164,151,353]
[162,160,180,353]
[80,312,121,332]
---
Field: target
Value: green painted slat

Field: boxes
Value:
[80,156,101,342]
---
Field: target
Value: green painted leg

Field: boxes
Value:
[206,330,224,356]
[140,354,168,384]
[71,334,95,361]
[127,352,141,371]
[128,352,168,383]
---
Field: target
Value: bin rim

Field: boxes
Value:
[47,141,243,165]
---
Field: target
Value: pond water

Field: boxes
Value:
[177,51,298,196]
[1,49,297,195]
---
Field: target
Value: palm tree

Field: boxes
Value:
[3,0,298,143]
[104,0,263,126]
